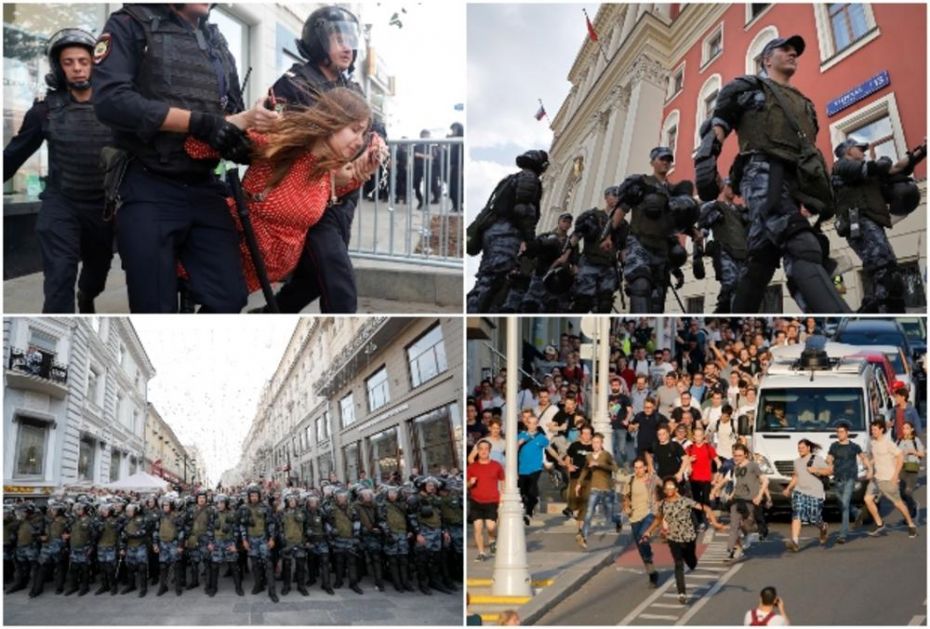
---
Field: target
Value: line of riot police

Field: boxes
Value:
[4,476,463,604]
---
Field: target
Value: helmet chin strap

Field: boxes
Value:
[68,80,92,91]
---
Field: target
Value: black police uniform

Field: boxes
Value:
[4,91,114,313]
[91,4,247,313]
[266,62,385,313]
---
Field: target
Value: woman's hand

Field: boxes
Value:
[228,98,281,132]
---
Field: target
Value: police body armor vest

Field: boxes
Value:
[126,516,145,547]
[282,510,305,544]
[384,502,407,534]
[306,510,325,537]
[48,515,68,540]
[834,168,890,228]
[630,177,674,253]
[441,496,463,525]
[119,4,233,177]
[44,90,112,201]
[331,506,354,539]
[246,505,266,537]
[98,518,119,547]
[159,515,178,543]
[577,208,612,265]
[70,516,91,547]
[356,503,377,534]
[713,203,749,260]
[419,497,442,529]
[4,515,17,545]
[213,511,235,541]
[737,78,816,166]
[16,517,38,545]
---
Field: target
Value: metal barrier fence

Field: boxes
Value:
[350,138,463,268]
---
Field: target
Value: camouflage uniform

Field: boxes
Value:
[698,200,750,313]
[380,494,415,592]
[119,510,149,596]
[410,489,452,594]
[34,508,69,596]
[440,490,464,588]
[239,497,277,601]
[7,507,43,595]
[326,498,363,593]
[570,209,618,313]
[278,502,309,596]
[93,509,122,595]
[153,507,186,596]
[355,496,385,591]
[184,503,211,590]
[208,500,242,596]
[4,507,17,585]
[65,510,94,596]
[305,501,334,594]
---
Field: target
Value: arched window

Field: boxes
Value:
[660,110,681,162]
[746,25,779,75]
[693,74,722,151]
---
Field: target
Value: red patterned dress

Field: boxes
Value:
[185,132,360,293]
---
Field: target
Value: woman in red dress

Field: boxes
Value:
[185,88,385,295]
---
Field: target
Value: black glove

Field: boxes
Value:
[866,157,893,177]
[671,268,685,290]
[694,132,721,202]
[190,111,252,163]
[692,244,706,280]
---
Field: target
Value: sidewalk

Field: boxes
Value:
[466,472,630,625]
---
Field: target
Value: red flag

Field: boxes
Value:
[585,13,598,42]
[534,104,546,121]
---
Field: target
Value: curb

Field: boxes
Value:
[519,533,631,625]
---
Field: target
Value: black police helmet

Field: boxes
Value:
[535,232,563,258]
[516,150,549,175]
[884,177,921,216]
[45,28,96,90]
[543,265,574,295]
[296,6,360,74]
[668,242,688,268]
[449,122,464,137]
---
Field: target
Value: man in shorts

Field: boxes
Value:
[467,440,505,560]
[863,420,918,538]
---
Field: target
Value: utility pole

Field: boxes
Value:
[595,317,612,453]
[492,317,532,597]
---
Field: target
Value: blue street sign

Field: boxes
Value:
[826,70,890,117]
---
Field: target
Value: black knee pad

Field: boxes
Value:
[785,231,823,264]
[570,295,593,313]
[595,293,614,313]
[626,276,651,298]
[883,266,906,298]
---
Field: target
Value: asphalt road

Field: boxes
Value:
[537,482,926,626]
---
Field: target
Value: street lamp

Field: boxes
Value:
[491,317,531,597]
[594,317,611,454]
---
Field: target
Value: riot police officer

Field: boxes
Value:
[31,499,69,597]
[278,491,309,596]
[354,486,384,591]
[92,501,121,595]
[521,215,572,313]
[64,500,93,596]
[6,503,44,594]
[695,35,851,313]
[239,484,277,602]
[184,490,211,591]
[305,492,335,595]
[410,477,453,595]
[91,3,252,313]
[832,137,926,312]
[611,147,698,312]
[263,5,387,313]
[119,502,148,596]
[326,489,363,594]
[380,485,415,592]
[3,29,114,313]
[466,150,549,312]
[697,179,750,313]
[153,496,186,597]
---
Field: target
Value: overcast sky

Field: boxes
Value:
[466,3,600,288]
[132,317,296,486]
[367,2,465,138]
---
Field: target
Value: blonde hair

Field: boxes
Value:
[259,87,371,189]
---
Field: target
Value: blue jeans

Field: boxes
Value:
[612,428,635,467]
[629,514,655,564]
[835,478,858,537]
[582,490,617,539]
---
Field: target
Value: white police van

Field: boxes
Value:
[738,337,890,509]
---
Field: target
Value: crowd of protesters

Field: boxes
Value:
[467,316,924,604]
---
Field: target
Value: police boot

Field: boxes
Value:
[109,566,119,595]
[348,555,364,595]
[157,564,169,596]
[121,566,136,594]
[787,258,852,313]
[320,557,335,595]
[428,552,453,594]
[174,562,184,596]
[7,561,30,593]
[333,552,345,589]
[187,559,199,589]
[266,560,279,603]
[295,558,309,596]
[4,558,14,585]
[208,563,219,597]
[96,565,111,595]
[55,561,67,594]
[281,558,291,595]
[415,554,432,595]
[138,565,147,598]
[65,565,80,596]
[28,562,46,598]
[232,563,244,596]
[440,549,456,591]
[400,555,416,592]
[250,559,264,594]
[371,555,385,592]
[626,277,652,314]
[150,558,160,585]
[78,565,90,596]
[77,290,96,314]
[388,557,404,592]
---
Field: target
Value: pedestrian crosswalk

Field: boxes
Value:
[616,529,742,626]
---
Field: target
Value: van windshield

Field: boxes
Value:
[756,388,866,432]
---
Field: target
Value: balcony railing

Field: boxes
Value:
[8,348,68,384]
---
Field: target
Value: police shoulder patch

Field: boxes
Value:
[94,33,112,65]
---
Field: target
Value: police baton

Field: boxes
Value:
[669,281,687,313]
[226,168,280,313]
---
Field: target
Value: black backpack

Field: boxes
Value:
[466,174,517,256]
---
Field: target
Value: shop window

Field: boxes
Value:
[318,452,334,481]
[366,366,391,412]
[78,435,95,481]
[368,427,400,484]
[343,441,362,483]
[407,325,448,388]
[410,403,461,474]
[14,417,48,478]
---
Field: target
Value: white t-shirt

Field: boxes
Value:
[536,404,561,438]
[743,608,788,625]
[713,419,737,458]
[868,437,901,481]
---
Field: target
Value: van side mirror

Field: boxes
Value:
[737,414,751,436]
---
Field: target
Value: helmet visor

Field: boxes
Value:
[323,20,359,51]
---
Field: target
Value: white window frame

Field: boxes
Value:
[812,3,880,72]
[86,366,101,408]
[745,4,773,27]
[661,110,681,172]
[746,25,779,75]
[700,23,724,71]
[693,74,722,152]
[78,434,96,482]
[366,366,391,413]
[407,325,449,388]
[666,61,685,102]
[13,416,50,480]
[827,93,907,166]
[340,394,356,428]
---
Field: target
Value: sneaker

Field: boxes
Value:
[908,526,918,538]
[867,523,886,537]
[562,507,574,519]
[725,549,735,562]
[785,539,800,552]
[836,536,847,545]
[678,593,687,605]
[523,515,531,526]
[475,553,488,562]
[615,522,623,533]
[819,524,828,545]
[851,510,866,530]
[648,571,659,588]
[489,541,497,555]
[575,533,587,549]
